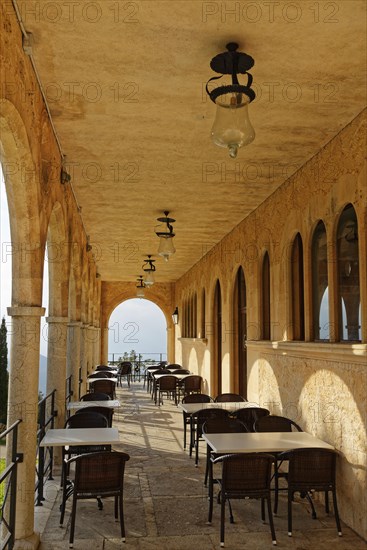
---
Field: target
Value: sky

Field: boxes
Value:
[0,164,167,361]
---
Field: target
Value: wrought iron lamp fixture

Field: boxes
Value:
[172,306,179,325]
[136,276,145,298]
[155,211,176,262]
[206,42,256,159]
[142,255,156,287]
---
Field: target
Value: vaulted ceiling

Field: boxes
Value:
[23,0,366,283]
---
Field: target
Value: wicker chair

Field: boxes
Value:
[61,411,110,488]
[171,369,190,374]
[96,365,114,371]
[89,379,116,399]
[165,363,182,369]
[208,453,277,547]
[190,408,230,466]
[181,375,203,399]
[88,372,108,379]
[181,394,213,449]
[80,392,111,401]
[232,407,270,432]
[214,393,246,402]
[278,448,342,537]
[155,375,179,406]
[202,416,247,487]
[75,406,114,427]
[254,415,303,513]
[60,451,130,548]
[117,362,132,387]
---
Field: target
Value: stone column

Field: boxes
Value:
[94,327,101,366]
[6,306,45,549]
[66,321,81,400]
[45,317,69,466]
[79,324,88,395]
[101,325,109,365]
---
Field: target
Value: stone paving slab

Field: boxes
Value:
[38,383,366,549]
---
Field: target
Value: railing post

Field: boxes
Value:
[9,422,20,549]
[36,400,46,506]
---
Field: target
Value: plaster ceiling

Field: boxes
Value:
[22,0,366,283]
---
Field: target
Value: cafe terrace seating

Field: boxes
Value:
[60,451,130,548]
[155,375,179,406]
[117,362,132,388]
[208,453,277,547]
[254,414,303,514]
[181,393,214,449]
[61,411,110,488]
[202,416,247,487]
[190,408,229,466]
[278,448,342,537]
[180,374,203,400]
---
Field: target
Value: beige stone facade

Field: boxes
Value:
[0,0,366,547]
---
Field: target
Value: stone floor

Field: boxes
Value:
[36,382,366,549]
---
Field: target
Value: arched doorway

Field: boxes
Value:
[108,298,167,368]
[233,267,247,397]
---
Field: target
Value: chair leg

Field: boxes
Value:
[332,489,342,536]
[220,495,226,547]
[274,460,279,514]
[119,493,126,542]
[69,494,77,548]
[266,495,277,545]
[195,432,199,466]
[208,460,214,524]
[325,490,329,514]
[183,417,187,449]
[287,491,292,537]
[114,495,118,521]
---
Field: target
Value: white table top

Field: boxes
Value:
[91,369,118,375]
[153,373,192,381]
[87,377,118,384]
[67,400,121,410]
[203,431,335,454]
[40,427,119,447]
[178,402,254,414]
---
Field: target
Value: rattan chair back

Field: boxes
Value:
[232,407,270,432]
[214,393,246,402]
[254,414,302,432]
[89,379,116,399]
[80,392,111,401]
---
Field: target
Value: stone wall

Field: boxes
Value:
[174,109,367,538]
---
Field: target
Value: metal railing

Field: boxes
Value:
[108,352,167,365]
[35,390,57,506]
[0,420,23,550]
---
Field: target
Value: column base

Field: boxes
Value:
[14,531,40,549]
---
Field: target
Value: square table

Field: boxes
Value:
[39,427,120,447]
[203,431,335,454]
[178,402,255,414]
[67,400,121,411]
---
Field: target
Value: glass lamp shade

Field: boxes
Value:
[158,236,175,262]
[211,92,255,158]
[144,271,155,287]
[136,286,145,298]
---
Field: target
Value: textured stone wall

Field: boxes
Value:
[174,109,367,538]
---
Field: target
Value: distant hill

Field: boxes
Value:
[39,354,47,396]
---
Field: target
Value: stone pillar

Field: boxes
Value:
[79,324,88,395]
[6,306,45,549]
[94,327,101,366]
[101,325,109,364]
[46,317,69,465]
[66,321,81,400]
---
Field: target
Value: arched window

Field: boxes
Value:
[291,233,305,340]
[312,221,329,340]
[261,252,270,340]
[337,205,360,341]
